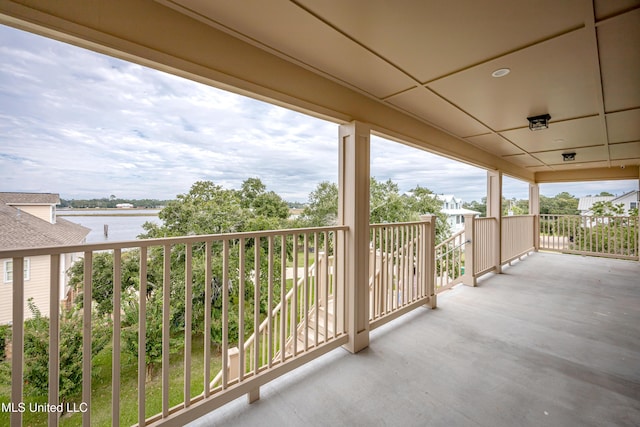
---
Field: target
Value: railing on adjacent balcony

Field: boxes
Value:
[434,229,465,293]
[540,214,639,260]
[210,248,337,391]
[0,225,347,427]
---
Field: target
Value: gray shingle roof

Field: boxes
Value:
[0,192,61,205]
[0,204,90,250]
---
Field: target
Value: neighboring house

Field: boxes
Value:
[435,194,480,232]
[578,191,639,215]
[0,192,90,324]
[578,195,614,215]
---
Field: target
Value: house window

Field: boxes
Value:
[3,259,30,283]
[631,202,637,209]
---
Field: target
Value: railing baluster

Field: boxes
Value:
[184,244,192,406]
[239,237,246,379]
[162,245,171,417]
[112,249,122,427]
[382,227,387,313]
[303,233,309,351]
[313,232,319,346]
[11,257,24,427]
[48,254,60,427]
[371,227,378,320]
[268,236,274,366]
[222,240,229,388]
[280,235,287,363]
[253,238,261,374]
[82,251,92,426]
[323,232,329,343]
[292,234,298,355]
[138,247,147,427]
[204,241,212,397]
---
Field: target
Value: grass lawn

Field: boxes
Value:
[286,250,315,269]
[0,335,222,427]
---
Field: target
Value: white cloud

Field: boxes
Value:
[0,25,636,204]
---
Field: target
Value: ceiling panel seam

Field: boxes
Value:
[289,0,425,92]
[421,26,586,86]
[587,0,612,167]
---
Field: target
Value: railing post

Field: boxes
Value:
[338,121,370,354]
[420,215,437,308]
[228,346,240,382]
[462,214,476,287]
[529,183,540,251]
[11,257,24,427]
[487,170,502,273]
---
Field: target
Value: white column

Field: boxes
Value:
[338,121,370,354]
[529,183,540,251]
[487,170,502,273]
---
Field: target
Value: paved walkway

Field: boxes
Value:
[190,252,640,427]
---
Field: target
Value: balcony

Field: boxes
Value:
[190,251,640,427]
[1,214,638,426]
[1,1,638,426]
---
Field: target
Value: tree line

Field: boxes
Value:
[60,197,173,209]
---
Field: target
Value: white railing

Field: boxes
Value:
[540,214,639,260]
[501,215,535,263]
[473,217,497,276]
[0,225,347,427]
[434,229,466,293]
[368,220,435,329]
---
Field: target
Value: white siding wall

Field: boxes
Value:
[16,205,53,223]
[0,255,52,324]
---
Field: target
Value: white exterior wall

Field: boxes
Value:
[0,255,52,324]
[616,192,639,214]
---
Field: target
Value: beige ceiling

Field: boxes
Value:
[158,0,639,174]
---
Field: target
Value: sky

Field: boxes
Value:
[0,25,637,204]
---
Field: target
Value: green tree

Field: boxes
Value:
[141,181,246,238]
[463,198,486,217]
[540,192,579,215]
[591,201,624,216]
[22,299,110,406]
[68,250,140,316]
[240,178,290,230]
[299,181,339,227]
[503,197,529,216]
[406,186,450,243]
[300,179,450,242]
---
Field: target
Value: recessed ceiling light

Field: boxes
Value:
[554,138,565,143]
[491,68,511,78]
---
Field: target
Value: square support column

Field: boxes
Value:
[487,170,502,273]
[338,121,370,354]
[529,183,540,251]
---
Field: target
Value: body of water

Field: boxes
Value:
[59,209,162,243]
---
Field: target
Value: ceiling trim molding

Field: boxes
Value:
[535,166,639,183]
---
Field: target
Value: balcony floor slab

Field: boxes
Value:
[189,252,640,427]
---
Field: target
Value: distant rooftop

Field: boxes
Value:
[0,197,89,250]
[0,192,61,205]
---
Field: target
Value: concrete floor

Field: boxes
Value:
[189,252,640,427]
